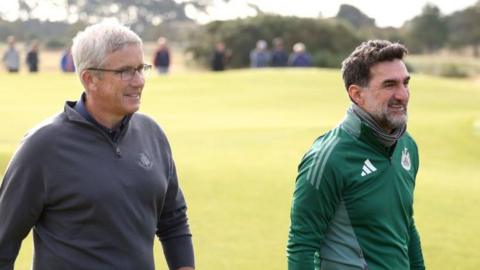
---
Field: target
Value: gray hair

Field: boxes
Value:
[256,40,267,50]
[293,42,305,53]
[72,21,142,78]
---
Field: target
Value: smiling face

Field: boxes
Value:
[84,44,145,128]
[350,59,410,132]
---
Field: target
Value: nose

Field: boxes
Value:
[130,70,145,87]
[394,84,409,102]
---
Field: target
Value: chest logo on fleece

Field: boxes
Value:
[401,147,411,171]
[138,152,153,169]
[361,159,377,176]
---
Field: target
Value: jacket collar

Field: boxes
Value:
[64,93,132,142]
[340,109,399,157]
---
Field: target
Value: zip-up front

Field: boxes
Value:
[114,143,122,158]
[0,101,193,270]
[287,110,425,270]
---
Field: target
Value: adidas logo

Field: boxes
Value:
[361,159,377,176]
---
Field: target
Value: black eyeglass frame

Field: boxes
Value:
[85,64,152,81]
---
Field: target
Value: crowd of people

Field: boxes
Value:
[1,35,78,74]
[249,38,313,68]
[2,35,167,75]
[210,37,313,71]
[2,35,313,74]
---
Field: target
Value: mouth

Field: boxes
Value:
[388,103,406,113]
[124,93,141,99]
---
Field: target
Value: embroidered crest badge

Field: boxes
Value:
[401,147,411,171]
[138,152,153,169]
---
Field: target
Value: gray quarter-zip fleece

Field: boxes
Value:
[0,101,194,270]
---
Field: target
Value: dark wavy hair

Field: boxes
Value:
[341,40,408,90]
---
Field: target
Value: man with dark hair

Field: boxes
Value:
[211,42,227,71]
[287,40,425,269]
[0,21,194,270]
[271,37,288,67]
[153,37,171,74]
[26,40,39,73]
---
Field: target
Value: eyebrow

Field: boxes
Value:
[111,64,144,70]
[381,76,411,86]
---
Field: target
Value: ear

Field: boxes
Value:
[347,84,365,106]
[80,70,98,92]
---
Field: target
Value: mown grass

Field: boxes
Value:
[1,69,479,269]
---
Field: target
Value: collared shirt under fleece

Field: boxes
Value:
[0,100,194,270]
[287,110,425,269]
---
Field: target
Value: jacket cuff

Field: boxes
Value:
[161,236,195,269]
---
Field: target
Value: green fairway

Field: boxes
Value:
[1,69,479,269]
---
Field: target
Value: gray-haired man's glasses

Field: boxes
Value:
[86,64,152,81]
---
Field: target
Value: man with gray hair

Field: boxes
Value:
[287,40,425,269]
[2,36,20,72]
[0,21,194,270]
[250,39,270,68]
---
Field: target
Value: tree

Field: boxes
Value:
[446,2,480,57]
[186,15,360,68]
[405,4,447,53]
[3,0,204,44]
[12,0,191,35]
[335,4,375,29]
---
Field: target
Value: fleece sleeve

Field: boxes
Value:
[408,220,425,270]
[287,149,343,270]
[408,140,424,269]
[156,160,194,270]
[0,139,45,270]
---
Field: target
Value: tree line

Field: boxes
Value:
[1,2,479,69]
[187,3,480,69]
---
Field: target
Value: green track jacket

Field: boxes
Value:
[287,111,425,270]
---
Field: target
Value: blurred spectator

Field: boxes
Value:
[271,37,288,67]
[250,40,270,68]
[289,42,312,67]
[26,40,40,73]
[61,46,75,72]
[153,37,170,74]
[211,42,227,71]
[2,36,20,72]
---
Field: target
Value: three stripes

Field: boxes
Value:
[307,128,340,190]
[306,128,379,190]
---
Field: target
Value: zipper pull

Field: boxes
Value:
[115,145,122,157]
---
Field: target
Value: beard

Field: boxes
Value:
[369,100,408,131]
